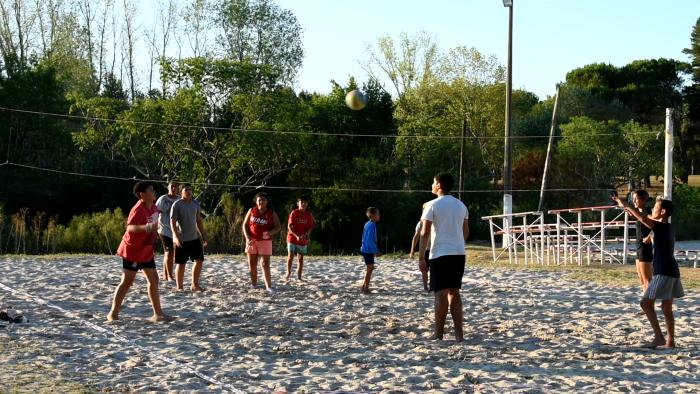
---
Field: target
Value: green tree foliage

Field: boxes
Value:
[682,17,700,181]
[215,0,303,85]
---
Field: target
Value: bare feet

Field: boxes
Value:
[148,314,173,323]
[428,333,443,340]
[191,286,206,292]
[175,287,185,292]
[106,312,118,322]
[640,338,666,348]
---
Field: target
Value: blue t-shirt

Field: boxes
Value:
[651,221,680,278]
[361,220,379,254]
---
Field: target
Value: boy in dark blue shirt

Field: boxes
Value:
[614,195,684,348]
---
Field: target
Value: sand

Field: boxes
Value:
[1,254,699,393]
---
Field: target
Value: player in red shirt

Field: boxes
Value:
[243,192,281,292]
[286,195,315,281]
[107,182,171,322]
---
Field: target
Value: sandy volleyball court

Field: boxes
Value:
[1,254,699,393]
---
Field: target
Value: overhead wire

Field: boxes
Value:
[0,106,659,140]
[2,161,615,194]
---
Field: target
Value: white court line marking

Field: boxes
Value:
[0,281,245,394]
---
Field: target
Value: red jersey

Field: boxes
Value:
[117,200,160,263]
[287,209,315,246]
[248,207,274,240]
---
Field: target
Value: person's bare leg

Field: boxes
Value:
[661,300,675,348]
[165,250,175,281]
[421,269,429,291]
[297,253,304,280]
[431,289,449,340]
[640,298,665,347]
[641,262,652,293]
[635,260,644,290]
[361,264,374,294]
[447,288,464,342]
[285,251,293,281]
[261,256,273,291]
[162,251,170,281]
[142,268,171,322]
[247,253,258,288]
[191,260,204,291]
[107,270,136,321]
[175,262,186,291]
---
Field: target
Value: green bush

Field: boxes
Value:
[58,208,125,253]
[673,185,700,241]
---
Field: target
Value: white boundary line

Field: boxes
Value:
[0,281,245,394]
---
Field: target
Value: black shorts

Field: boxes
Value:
[175,239,204,264]
[637,244,653,262]
[160,235,174,252]
[423,250,430,267]
[428,254,465,292]
[122,258,156,272]
[361,252,375,266]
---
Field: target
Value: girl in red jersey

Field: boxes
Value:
[242,192,281,292]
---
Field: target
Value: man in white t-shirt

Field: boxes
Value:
[418,173,469,341]
[155,180,179,282]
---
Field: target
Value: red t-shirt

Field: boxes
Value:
[247,207,274,240]
[116,200,160,263]
[287,209,315,246]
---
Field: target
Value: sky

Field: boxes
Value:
[274,0,700,100]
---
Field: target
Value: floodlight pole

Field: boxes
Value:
[664,108,674,201]
[503,0,514,240]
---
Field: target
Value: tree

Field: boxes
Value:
[682,17,700,181]
[362,31,438,99]
[215,0,303,86]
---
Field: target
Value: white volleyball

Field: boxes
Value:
[345,89,367,110]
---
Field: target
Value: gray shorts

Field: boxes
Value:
[643,275,684,300]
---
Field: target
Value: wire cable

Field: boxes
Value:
[2,161,616,194]
[0,106,660,140]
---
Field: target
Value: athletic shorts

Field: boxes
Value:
[361,252,375,266]
[288,243,308,255]
[636,244,653,262]
[423,250,430,267]
[643,275,684,300]
[246,239,273,256]
[429,254,465,292]
[160,234,174,252]
[122,258,156,272]
[174,239,204,264]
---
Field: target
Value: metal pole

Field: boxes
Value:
[538,84,561,212]
[502,1,514,243]
[664,108,674,201]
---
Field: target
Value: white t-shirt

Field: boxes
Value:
[420,195,468,259]
[155,194,179,237]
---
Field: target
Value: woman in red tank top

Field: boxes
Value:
[242,192,281,292]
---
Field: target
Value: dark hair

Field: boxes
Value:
[366,206,379,217]
[179,183,192,192]
[298,194,310,203]
[168,179,179,187]
[133,181,154,198]
[633,189,649,200]
[254,192,274,212]
[656,197,674,217]
[435,172,454,192]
